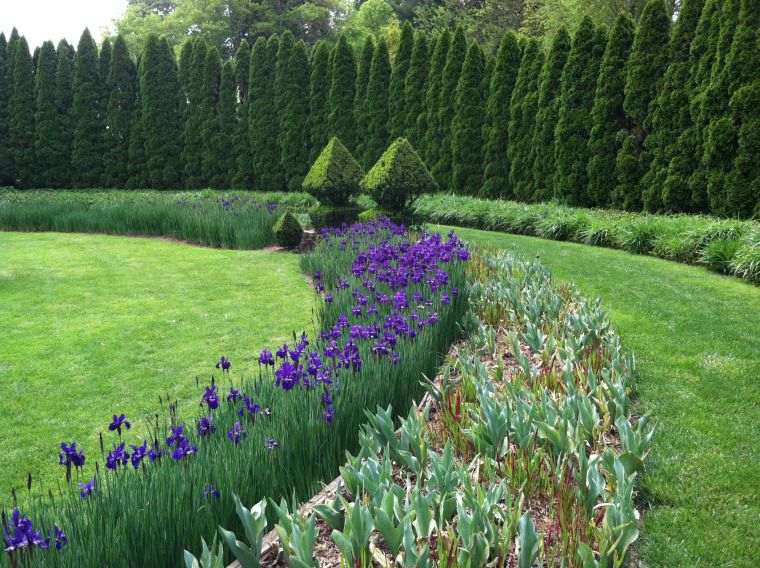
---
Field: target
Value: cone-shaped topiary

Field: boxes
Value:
[273,211,303,249]
[361,138,437,212]
[303,137,363,206]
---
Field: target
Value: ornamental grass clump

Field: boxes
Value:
[361,138,437,212]
[3,218,468,568]
[302,137,363,207]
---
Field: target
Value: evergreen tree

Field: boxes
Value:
[127,99,147,189]
[0,34,11,185]
[663,0,722,212]
[232,40,253,189]
[354,36,374,159]
[362,37,391,169]
[250,36,282,190]
[720,0,760,217]
[33,41,58,187]
[308,41,331,164]
[215,60,237,188]
[613,0,671,210]
[99,38,112,127]
[421,30,449,168]
[554,18,606,206]
[644,0,705,211]
[431,26,466,190]
[200,46,223,188]
[587,16,635,207]
[140,35,183,188]
[48,40,74,188]
[389,22,413,140]
[280,40,311,191]
[178,39,194,100]
[403,31,429,146]
[71,29,104,187]
[528,29,570,202]
[9,36,35,188]
[451,43,486,195]
[274,30,295,132]
[328,35,357,151]
[507,39,545,201]
[480,33,522,198]
[104,36,137,188]
[182,39,208,188]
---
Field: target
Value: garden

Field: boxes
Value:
[1,0,759,566]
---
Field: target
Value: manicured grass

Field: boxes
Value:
[0,232,315,505]
[430,225,760,568]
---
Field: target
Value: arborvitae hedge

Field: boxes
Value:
[274,30,295,143]
[302,136,363,206]
[361,37,391,169]
[328,35,357,152]
[0,34,11,185]
[216,59,237,188]
[528,29,570,202]
[48,40,74,188]
[508,39,544,202]
[614,0,671,210]
[554,18,605,206]
[481,32,521,198]
[33,41,57,187]
[182,39,207,188]
[104,36,137,188]
[250,36,282,190]
[308,41,331,165]
[587,16,635,207]
[421,30,449,170]
[644,0,704,212]
[389,22,413,140]
[354,36,374,158]
[126,100,146,189]
[280,40,311,192]
[403,31,428,146]
[451,43,486,195]
[9,36,35,188]
[200,46,223,188]
[140,35,182,189]
[361,137,437,211]
[71,29,103,188]
[431,26,466,190]
[232,40,252,189]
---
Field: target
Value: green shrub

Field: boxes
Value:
[272,211,303,248]
[731,231,760,283]
[302,137,363,206]
[361,138,437,212]
[700,238,741,273]
[358,208,384,222]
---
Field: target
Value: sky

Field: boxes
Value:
[0,0,128,48]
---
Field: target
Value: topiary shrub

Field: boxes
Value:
[272,211,303,248]
[302,137,363,206]
[361,138,438,212]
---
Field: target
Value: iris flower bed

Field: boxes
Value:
[0,190,317,249]
[414,193,760,284]
[1,219,468,567]
[192,250,650,567]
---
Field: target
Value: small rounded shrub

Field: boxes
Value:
[361,138,438,212]
[302,137,363,206]
[273,211,303,248]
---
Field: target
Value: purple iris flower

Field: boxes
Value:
[166,424,186,447]
[170,438,197,461]
[79,478,96,499]
[227,421,246,445]
[265,437,280,451]
[3,509,50,552]
[215,356,231,372]
[204,484,220,500]
[275,361,303,390]
[238,397,261,420]
[148,443,163,463]
[130,441,149,469]
[441,292,450,305]
[201,384,220,410]
[276,344,289,359]
[227,387,242,403]
[108,414,131,436]
[325,293,333,304]
[106,442,129,470]
[59,441,85,469]
[52,526,67,550]
[259,349,275,366]
[197,416,216,437]
[458,248,470,261]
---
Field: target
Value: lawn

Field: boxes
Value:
[0,232,315,504]
[430,225,760,568]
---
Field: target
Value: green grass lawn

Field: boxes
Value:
[431,225,760,568]
[0,232,314,505]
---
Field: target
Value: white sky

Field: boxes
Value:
[0,0,129,48]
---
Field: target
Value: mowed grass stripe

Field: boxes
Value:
[429,224,760,568]
[0,232,315,504]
